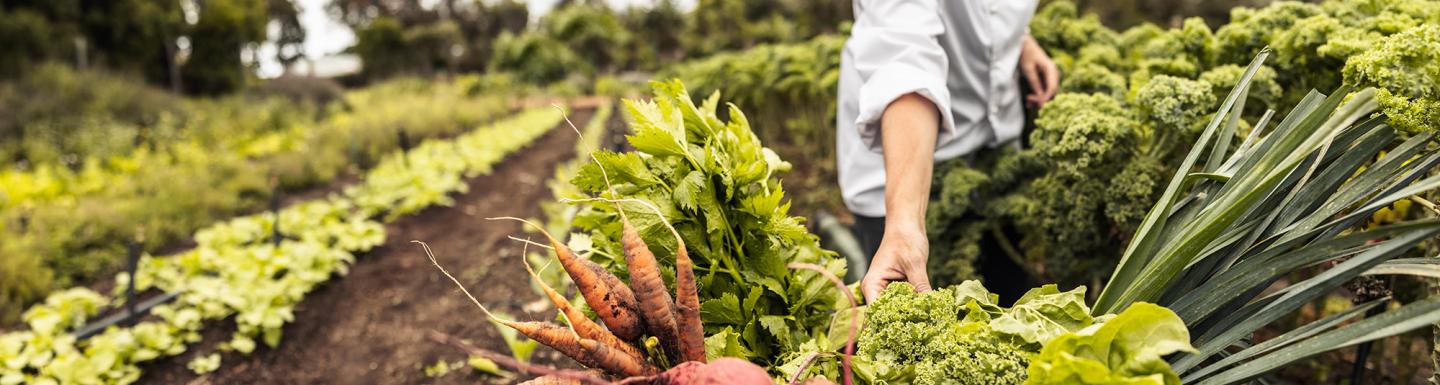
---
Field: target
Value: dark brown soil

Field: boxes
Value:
[138,108,597,385]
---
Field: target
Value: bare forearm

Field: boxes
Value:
[880,93,940,232]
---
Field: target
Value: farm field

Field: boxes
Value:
[4,0,1440,385]
[137,107,603,384]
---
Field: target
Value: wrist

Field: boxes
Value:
[882,216,926,237]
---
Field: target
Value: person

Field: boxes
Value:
[836,0,1060,303]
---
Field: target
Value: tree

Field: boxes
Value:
[404,20,464,75]
[543,3,630,72]
[327,0,434,28]
[353,16,410,78]
[269,0,307,73]
[622,0,684,65]
[451,0,528,72]
[489,31,588,83]
[0,8,56,77]
[80,0,187,85]
[182,0,268,95]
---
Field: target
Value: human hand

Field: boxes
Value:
[860,223,931,304]
[1020,35,1060,108]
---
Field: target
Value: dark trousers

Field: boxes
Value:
[852,214,887,262]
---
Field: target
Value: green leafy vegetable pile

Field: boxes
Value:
[858,282,1084,385]
[851,281,1194,385]
[567,80,848,367]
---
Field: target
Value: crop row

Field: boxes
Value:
[0,77,518,321]
[0,106,566,385]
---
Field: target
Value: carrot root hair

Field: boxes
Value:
[419,241,597,369]
[416,240,502,322]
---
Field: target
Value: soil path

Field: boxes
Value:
[139,108,596,385]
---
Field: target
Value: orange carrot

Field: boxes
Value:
[671,243,705,363]
[509,235,644,331]
[631,201,705,364]
[579,337,661,377]
[506,321,598,366]
[582,258,643,322]
[570,197,706,363]
[619,217,682,363]
[584,153,697,362]
[521,251,647,362]
[489,217,645,342]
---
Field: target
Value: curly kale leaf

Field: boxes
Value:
[859,282,1027,385]
[1029,1,1118,56]
[1136,18,1217,77]
[861,282,1095,385]
[1031,93,1140,171]
[1136,75,1217,137]
[1213,2,1325,65]
[1343,24,1440,134]
[1104,157,1166,236]
[1197,64,1283,114]
[1061,63,1128,100]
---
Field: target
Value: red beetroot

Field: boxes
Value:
[617,358,772,385]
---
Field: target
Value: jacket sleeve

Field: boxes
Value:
[848,0,956,151]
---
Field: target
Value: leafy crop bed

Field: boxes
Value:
[0,106,566,385]
[0,77,515,320]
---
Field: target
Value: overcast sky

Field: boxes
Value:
[256,0,696,77]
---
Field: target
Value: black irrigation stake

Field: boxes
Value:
[398,126,412,153]
[398,127,412,167]
[124,232,142,325]
[1349,304,1387,384]
[271,178,283,247]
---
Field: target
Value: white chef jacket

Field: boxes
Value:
[836,0,1038,217]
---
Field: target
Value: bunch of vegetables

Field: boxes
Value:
[0,106,564,385]
[431,101,809,382]
[431,204,778,384]
[561,80,849,368]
